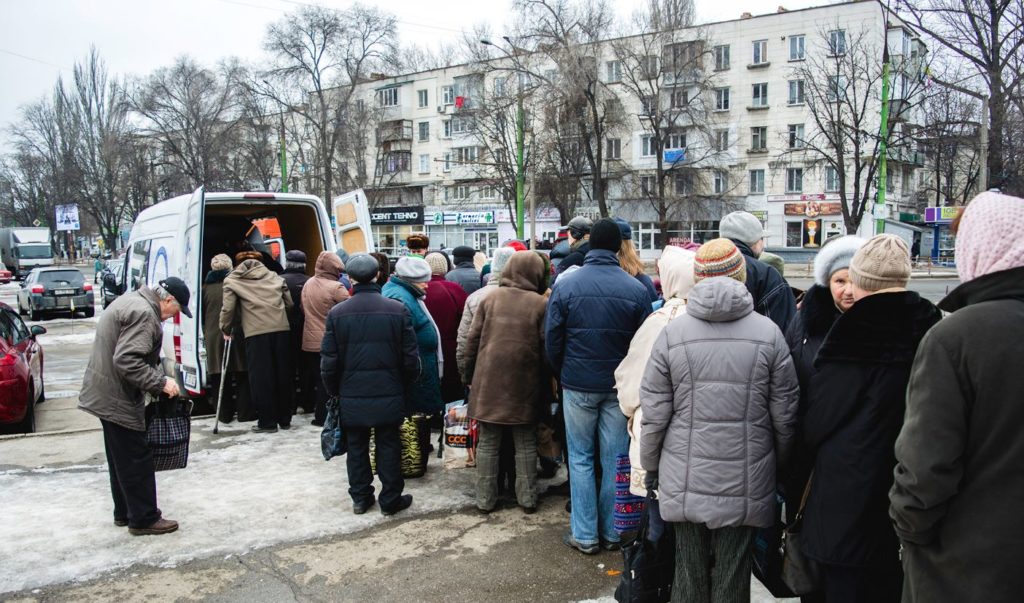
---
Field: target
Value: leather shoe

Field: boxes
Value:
[521,505,538,515]
[129,518,179,536]
[114,518,129,527]
[353,497,376,515]
[278,424,291,430]
[381,494,413,516]
[251,425,278,434]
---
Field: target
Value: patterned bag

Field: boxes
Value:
[145,396,192,472]
[443,402,472,469]
[370,416,426,478]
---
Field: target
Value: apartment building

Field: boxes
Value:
[352,0,928,256]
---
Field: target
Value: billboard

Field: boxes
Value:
[55,204,80,231]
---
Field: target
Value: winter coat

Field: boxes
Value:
[220,259,293,338]
[301,252,349,353]
[424,274,468,402]
[545,249,651,392]
[890,266,1024,603]
[615,246,695,496]
[731,239,796,333]
[464,252,549,425]
[281,266,309,345]
[202,270,246,375]
[456,278,498,381]
[634,272,659,305]
[555,239,590,276]
[320,282,420,428]
[382,275,444,414]
[445,260,482,295]
[639,277,799,528]
[801,290,941,566]
[78,287,167,431]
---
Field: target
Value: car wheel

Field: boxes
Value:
[20,387,35,434]
[17,299,25,315]
[29,307,41,322]
[84,307,95,318]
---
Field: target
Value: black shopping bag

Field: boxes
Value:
[615,491,675,603]
[145,395,192,472]
[321,396,347,461]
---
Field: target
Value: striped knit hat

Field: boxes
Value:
[694,238,747,283]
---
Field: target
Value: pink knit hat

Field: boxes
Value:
[955,191,1024,283]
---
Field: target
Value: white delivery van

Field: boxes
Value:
[119,188,370,402]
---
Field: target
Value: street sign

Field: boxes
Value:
[32,219,41,227]
[55,204,80,231]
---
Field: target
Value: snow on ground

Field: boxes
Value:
[0,421,487,594]
[36,332,97,346]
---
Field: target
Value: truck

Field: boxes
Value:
[0,227,54,279]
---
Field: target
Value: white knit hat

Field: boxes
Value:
[813,236,867,287]
[395,257,431,283]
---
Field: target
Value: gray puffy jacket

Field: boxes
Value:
[639,277,799,528]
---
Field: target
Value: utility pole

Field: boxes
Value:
[279,124,289,193]
[515,93,525,241]
[876,44,891,236]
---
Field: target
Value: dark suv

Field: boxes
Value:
[18,267,95,321]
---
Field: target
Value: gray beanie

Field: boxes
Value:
[813,235,866,286]
[395,256,431,283]
[346,254,380,283]
[849,234,912,291]
[490,247,515,276]
[719,211,766,247]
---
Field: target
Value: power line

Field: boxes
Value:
[0,48,70,71]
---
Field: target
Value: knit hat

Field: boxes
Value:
[719,211,766,246]
[453,245,476,262]
[505,240,527,252]
[589,218,623,252]
[955,191,1024,283]
[211,254,232,272]
[849,234,911,291]
[813,235,866,286]
[490,247,515,276]
[395,256,431,283]
[425,252,449,275]
[285,250,307,263]
[346,254,380,284]
[694,238,747,282]
[759,251,785,277]
[613,217,632,240]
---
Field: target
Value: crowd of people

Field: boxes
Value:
[80,192,1024,602]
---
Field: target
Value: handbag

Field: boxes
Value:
[370,416,427,478]
[145,395,192,472]
[781,474,822,595]
[752,491,797,597]
[614,490,675,603]
[320,396,347,461]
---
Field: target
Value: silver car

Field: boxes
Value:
[18,267,95,321]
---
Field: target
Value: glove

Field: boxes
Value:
[644,470,659,492]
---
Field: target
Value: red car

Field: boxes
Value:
[0,268,12,284]
[0,302,45,434]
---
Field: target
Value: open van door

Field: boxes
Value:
[177,186,205,395]
[333,189,375,254]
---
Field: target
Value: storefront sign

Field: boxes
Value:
[802,219,822,248]
[431,211,495,225]
[768,193,841,202]
[371,205,424,225]
[924,206,960,223]
[784,202,843,217]
[749,211,768,225]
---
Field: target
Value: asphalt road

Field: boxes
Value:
[786,277,959,304]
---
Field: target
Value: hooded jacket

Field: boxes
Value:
[445,259,482,295]
[890,266,1024,602]
[731,239,796,333]
[202,269,246,374]
[801,290,941,566]
[424,273,468,402]
[220,259,293,338]
[615,245,696,496]
[301,252,349,352]
[382,275,444,414]
[639,277,799,527]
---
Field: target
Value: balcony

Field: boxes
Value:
[376,120,413,145]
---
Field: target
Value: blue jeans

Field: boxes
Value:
[563,388,629,546]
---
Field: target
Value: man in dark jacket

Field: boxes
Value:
[545,218,651,554]
[280,250,310,412]
[79,278,190,536]
[554,216,592,276]
[321,254,419,516]
[720,211,796,332]
[445,245,481,294]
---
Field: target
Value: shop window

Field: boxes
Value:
[786,221,803,247]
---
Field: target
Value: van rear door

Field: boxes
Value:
[178,186,205,394]
[333,189,375,254]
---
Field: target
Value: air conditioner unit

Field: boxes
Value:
[438,105,447,114]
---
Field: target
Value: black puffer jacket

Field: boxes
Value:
[320,282,420,428]
[731,239,796,332]
[801,291,941,566]
[280,267,309,346]
[556,239,590,275]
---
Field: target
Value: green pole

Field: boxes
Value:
[515,94,525,240]
[279,126,289,193]
[876,56,890,235]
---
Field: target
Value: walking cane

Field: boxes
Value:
[212,337,233,434]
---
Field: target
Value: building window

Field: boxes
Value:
[480,186,498,200]
[451,116,473,134]
[380,87,399,107]
[714,44,730,70]
[443,151,451,172]
[789,35,805,61]
[713,170,728,194]
[825,166,840,192]
[752,83,768,107]
[641,135,656,157]
[606,60,622,83]
[788,80,805,105]
[786,167,804,193]
[454,146,478,164]
[417,89,428,108]
[641,95,657,116]
[675,173,693,195]
[443,120,452,138]
[715,129,729,152]
[829,29,847,56]
[606,138,622,159]
[418,154,430,174]
[788,123,805,149]
[642,55,659,78]
[442,86,455,105]
[494,77,506,97]
[640,175,656,195]
[417,122,429,142]
[671,89,689,108]
[715,87,730,111]
[786,221,803,247]
[827,75,847,101]
[665,132,686,149]
[448,184,470,201]
[752,40,768,65]
[751,127,767,151]
[749,169,765,194]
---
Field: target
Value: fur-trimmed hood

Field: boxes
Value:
[815,290,941,366]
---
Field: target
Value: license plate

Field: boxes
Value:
[54,289,75,295]
[182,368,198,389]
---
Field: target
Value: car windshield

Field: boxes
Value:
[16,245,52,259]
[39,270,85,286]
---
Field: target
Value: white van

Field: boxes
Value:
[118,187,373,401]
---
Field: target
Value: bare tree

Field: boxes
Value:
[917,84,982,206]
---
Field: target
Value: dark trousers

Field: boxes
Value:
[302,351,328,423]
[821,562,902,603]
[672,522,756,603]
[211,371,254,423]
[245,331,293,429]
[345,424,404,511]
[101,419,160,529]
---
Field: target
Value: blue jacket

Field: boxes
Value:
[382,276,444,414]
[545,249,651,392]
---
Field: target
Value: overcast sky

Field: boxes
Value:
[0,0,824,139]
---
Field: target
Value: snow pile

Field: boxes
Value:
[0,421,486,594]
[36,332,96,346]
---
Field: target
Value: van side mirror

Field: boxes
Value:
[102,272,117,290]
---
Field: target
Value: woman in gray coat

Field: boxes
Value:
[640,238,799,603]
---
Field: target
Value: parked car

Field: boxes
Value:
[100,259,124,308]
[0,268,12,284]
[0,302,45,434]
[17,267,95,321]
